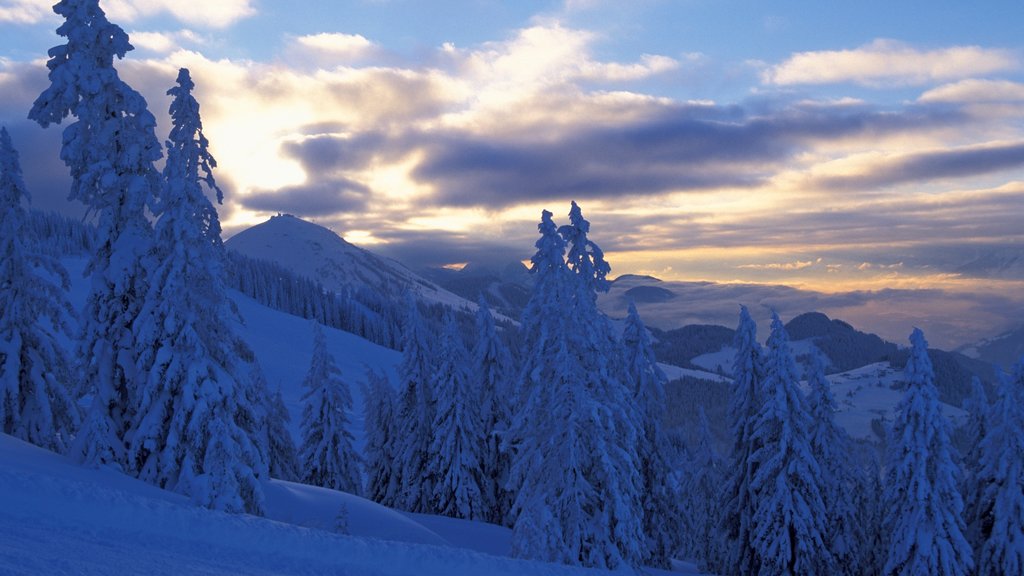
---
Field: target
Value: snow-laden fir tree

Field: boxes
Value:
[971,359,1024,576]
[128,69,265,513]
[29,0,163,470]
[393,294,436,512]
[681,406,725,574]
[299,321,362,494]
[720,305,767,575]
[507,206,644,571]
[749,312,833,576]
[265,384,300,482]
[883,328,973,576]
[362,367,398,503]
[429,310,487,519]
[622,300,683,568]
[472,295,514,525]
[961,375,990,551]
[805,352,861,576]
[0,127,79,453]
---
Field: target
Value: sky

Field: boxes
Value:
[1,0,1023,346]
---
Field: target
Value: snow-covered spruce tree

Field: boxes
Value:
[622,300,683,568]
[472,295,514,525]
[681,406,725,573]
[805,352,860,576]
[29,0,163,470]
[0,127,79,452]
[883,328,973,576]
[299,321,362,494]
[362,367,398,503]
[129,69,265,513]
[971,360,1024,576]
[720,305,767,575]
[748,312,833,575]
[392,293,436,512]
[507,206,644,571]
[265,384,300,482]
[961,375,990,551]
[429,310,487,519]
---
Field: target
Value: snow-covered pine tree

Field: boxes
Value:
[0,127,79,453]
[971,359,1024,576]
[622,300,683,568]
[299,321,362,494]
[508,206,644,571]
[29,0,163,470]
[429,310,486,520]
[720,305,767,575]
[393,294,436,512]
[362,367,398,503]
[961,375,990,551]
[805,352,860,576]
[472,295,514,525]
[265,384,300,482]
[749,312,833,575]
[681,406,725,574]
[883,328,973,576]
[128,69,265,514]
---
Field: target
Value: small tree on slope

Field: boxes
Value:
[0,127,79,452]
[961,375,990,552]
[299,321,362,494]
[363,368,398,503]
[681,406,725,573]
[805,352,861,576]
[971,359,1024,576]
[622,300,683,568]
[720,305,767,575]
[129,69,265,513]
[429,310,486,519]
[265,383,300,482]
[472,295,514,525]
[29,0,163,470]
[749,312,834,576]
[883,328,973,576]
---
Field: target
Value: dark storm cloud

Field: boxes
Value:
[409,102,967,208]
[814,142,1024,191]
[241,178,372,217]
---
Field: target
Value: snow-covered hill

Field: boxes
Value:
[226,214,471,308]
[958,323,1024,371]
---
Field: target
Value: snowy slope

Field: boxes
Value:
[226,214,472,308]
[4,433,698,576]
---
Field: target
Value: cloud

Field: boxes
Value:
[242,179,372,216]
[292,33,377,61]
[0,0,54,24]
[128,30,207,54]
[764,39,1018,87]
[101,0,256,28]
[811,142,1024,190]
[919,79,1024,103]
[738,259,818,271]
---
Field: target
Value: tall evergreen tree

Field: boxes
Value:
[622,301,682,568]
[299,321,362,494]
[128,69,265,513]
[805,352,860,576]
[0,127,79,453]
[430,310,486,520]
[508,205,644,571]
[749,312,833,576]
[363,367,398,503]
[393,294,435,512]
[472,295,514,525]
[29,0,162,470]
[681,406,725,573]
[961,375,990,551]
[883,328,973,576]
[720,305,767,575]
[971,360,1024,575]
